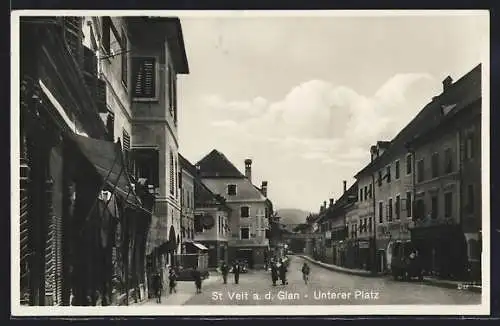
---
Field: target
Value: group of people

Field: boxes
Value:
[219,260,244,285]
[150,265,179,304]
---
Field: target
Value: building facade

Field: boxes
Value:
[179,154,196,252]
[81,16,190,295]
[19,16,154,306]
[196,150,271,269]
[193,176,231,268]
[409,64,481,280]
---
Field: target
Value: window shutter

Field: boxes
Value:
[83,46,98,77]
[63,17,83,66]
[170,152,174,195]
[106,112,115,140]
[20,140,31,305]
[132,57,157,99]
[95,78,107,113]
[44,179,55,303]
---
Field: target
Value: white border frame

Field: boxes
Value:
[10,9,490,317]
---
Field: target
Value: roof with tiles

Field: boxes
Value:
[196,149,246,178]
[355,63,481,178]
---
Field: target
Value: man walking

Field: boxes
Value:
[192,266,203,294]
[233,261,241,284]
[221,262,229,284]
[152,271,163,303]
[301,262,310,285]
[271,261,279,286]
[168,266,177,294]
[279,259,288,285]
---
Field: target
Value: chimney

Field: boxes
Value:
[329,198,334,207]
[261,181,268,197]
[195,164,201,175]
[442,76,453,92]
[370,145,378,162]
[343,180,347,193]
[323,201,327,210]
[244,159,252,182]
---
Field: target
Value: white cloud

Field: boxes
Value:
[203,72,437,165]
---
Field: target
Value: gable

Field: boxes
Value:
[196,149,245,178]
[201,177,266,202]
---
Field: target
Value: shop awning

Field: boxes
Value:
[70,133,141,207]
[190,242,208,251]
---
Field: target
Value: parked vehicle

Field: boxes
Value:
[390,240,423,281]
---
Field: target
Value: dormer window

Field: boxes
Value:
[227,184,237,196]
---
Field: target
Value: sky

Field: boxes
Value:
[176,12,488,213]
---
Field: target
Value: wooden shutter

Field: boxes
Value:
[132,57,157,100]
[44,179,55,304]
[95,78,107,113]
[63,17,83,66]
[170,152,174,195]
[20,135,31,305]
[83,46,98,77]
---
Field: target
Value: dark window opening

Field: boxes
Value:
[240,228,250,239]
[431,153,439,178]
[417,159,425,183]
[444,192,453,218]
[444,148,453,174]
[379,202,383,223]
[121,29,128,88]
[395,160,400,179]
[406,154,412,175]
[406,192,412,218]
[240,206,250,218]
[431,196,438,219]
[395,195,401,220]
[227,184,237,196]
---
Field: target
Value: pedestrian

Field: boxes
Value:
[301,262,310,285]
[192,266,202,294]
[233,261,241,284]
[221,261,229,284]
[279,259,288,285]
[271,261,279,286]
[152,271,163,303]
[168,266,177,294]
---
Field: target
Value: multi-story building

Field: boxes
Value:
[350,165,377,271]
[408,64,481,280]
[81,16,190,294]
[196,150,271,269]
[179,154,196,252]
[19,16,154,306]
[193,177,231,267]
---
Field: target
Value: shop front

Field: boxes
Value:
[410,223,469,280]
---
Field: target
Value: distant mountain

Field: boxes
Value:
[276,208,310,226]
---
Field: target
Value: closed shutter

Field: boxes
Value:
[95,78,107,113]
[132,57,157,100]
[63,17,83,66]
[44,179,55,305]
[20,134,31,305]
[169,152,174,195]
[122,130,131,174]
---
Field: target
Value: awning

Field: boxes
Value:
[191,242,208,251]
[69,133,141,207]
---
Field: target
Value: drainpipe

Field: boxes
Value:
[371,171,377,275]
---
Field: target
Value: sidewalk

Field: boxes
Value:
[132,272,222,306]
[298,255,482,293]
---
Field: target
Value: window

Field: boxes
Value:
[364,186,368,200]
[359,189,363,202]
[431,153,439,178]
[379,202,383,223]
[415,199,425,220]
[406,192,412,218]
[122,129,131,172]
[132,57,158,101]
[406,154,412,175]
[368,217,372,232]
[444,192,453,218]
[395,160,400,179]
[130,148,160,187]
[121,29,128,87]
[466,134,475,160]
[431,195,438,219]
[417,159,425,182]
[378,171,383,187]
[467,185,474,213]
[395,195,401,220]
[102,17,111,54]
[227,184,237,196]
[240,206,250,218]
[386,166,391,183]
[364,218,368,232]
[169,152,174,195]
[388,198,393,221]
[368,184,372,198]
[444,148,453,174]
[240,227,250,240]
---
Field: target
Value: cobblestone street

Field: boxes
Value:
[141,256,481,306]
